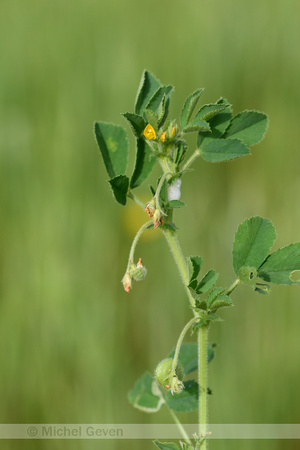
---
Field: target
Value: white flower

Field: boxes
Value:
[167,179,182,201]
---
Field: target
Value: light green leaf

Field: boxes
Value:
[233,216,277,275]
[209,294,232,311]
[122,112,146,138]
[224,110,269,146]
[153,441,179,450]
[164,380,198,412]
[200,138,250,162]
[135,70,161,116]
[130,139,157,189]
[109,175,129,206]
[197,98,232,148]
[94,121,128,179]
[258,243,300,285]
[180,88,204,129]
[197,270,219,294]
[128,372,165,413]
[166,200,185,208]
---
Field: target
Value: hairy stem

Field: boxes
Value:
[167,407,193,446]
[198,325,209,449]
[171,316,200,377]
[181,148,202,173]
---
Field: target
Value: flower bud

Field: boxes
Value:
[153,208,163,229]
[122,272,132,293]
[159,131,167,142]
[145,199,156,218]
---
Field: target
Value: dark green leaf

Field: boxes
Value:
[197,99,232,148]
[166,200,185,208]
[135,70,161,116]
[130,139,157,189]
[197,270,219,294]
[200,138,250,162]
[180,88,204,129]
[153,441,179,450]
[128,372,165,413]
[144,109,158,131]
[224,110,269,146]
[187,256,203,282]
[173,141,187,165]
[109,175,129,205]
[165,380,198,412]
[122,112,146,138]
[233,216,277,275]
[94,121,128,178]
[258,243,300,285]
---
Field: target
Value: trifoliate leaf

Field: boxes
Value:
[180,88,204,129]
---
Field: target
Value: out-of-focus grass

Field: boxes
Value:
[0,0,300,449]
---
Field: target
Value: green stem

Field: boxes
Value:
[127,191,145,209]
[198,325,209,449]
[171,316,200,376]
[226,278,241,295]
[167,407,193,446]
[162,226,196,309]
[181,148,202,172]
[127,220,153,265]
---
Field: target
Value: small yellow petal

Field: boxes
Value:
[159,131,167,142]
[143,124,156,140]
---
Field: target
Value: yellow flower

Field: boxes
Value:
[143,124,156,140]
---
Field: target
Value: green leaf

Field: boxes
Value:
[173,141,187,165]
[145,85,174,117]
[135,70,161,116]
[144,109,159,131]
[233,216,277,275]
[258,243,300,285]
[197,270,219,294]
[209,294,232,311]
[168,342,214,375]
[180,88,204,129]
[128,372,165,413]
[200,138,250,162]
[187,256,203,282]
[194,103,228,122]
[224,110,269,146]
[122,112,146,138]
[94,121,128,179]
[166,200,185,208]
[197,99,232,148]
[183,119,211,133]
[206,287,225,308]
[164,380,198,412]
[109,175,129,205]
[153,441,179,450]
[130,139,157,189]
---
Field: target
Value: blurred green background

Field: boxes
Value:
[1,0,300,449]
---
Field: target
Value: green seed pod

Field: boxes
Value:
[154,358,184,388]
[129,258,147,281]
